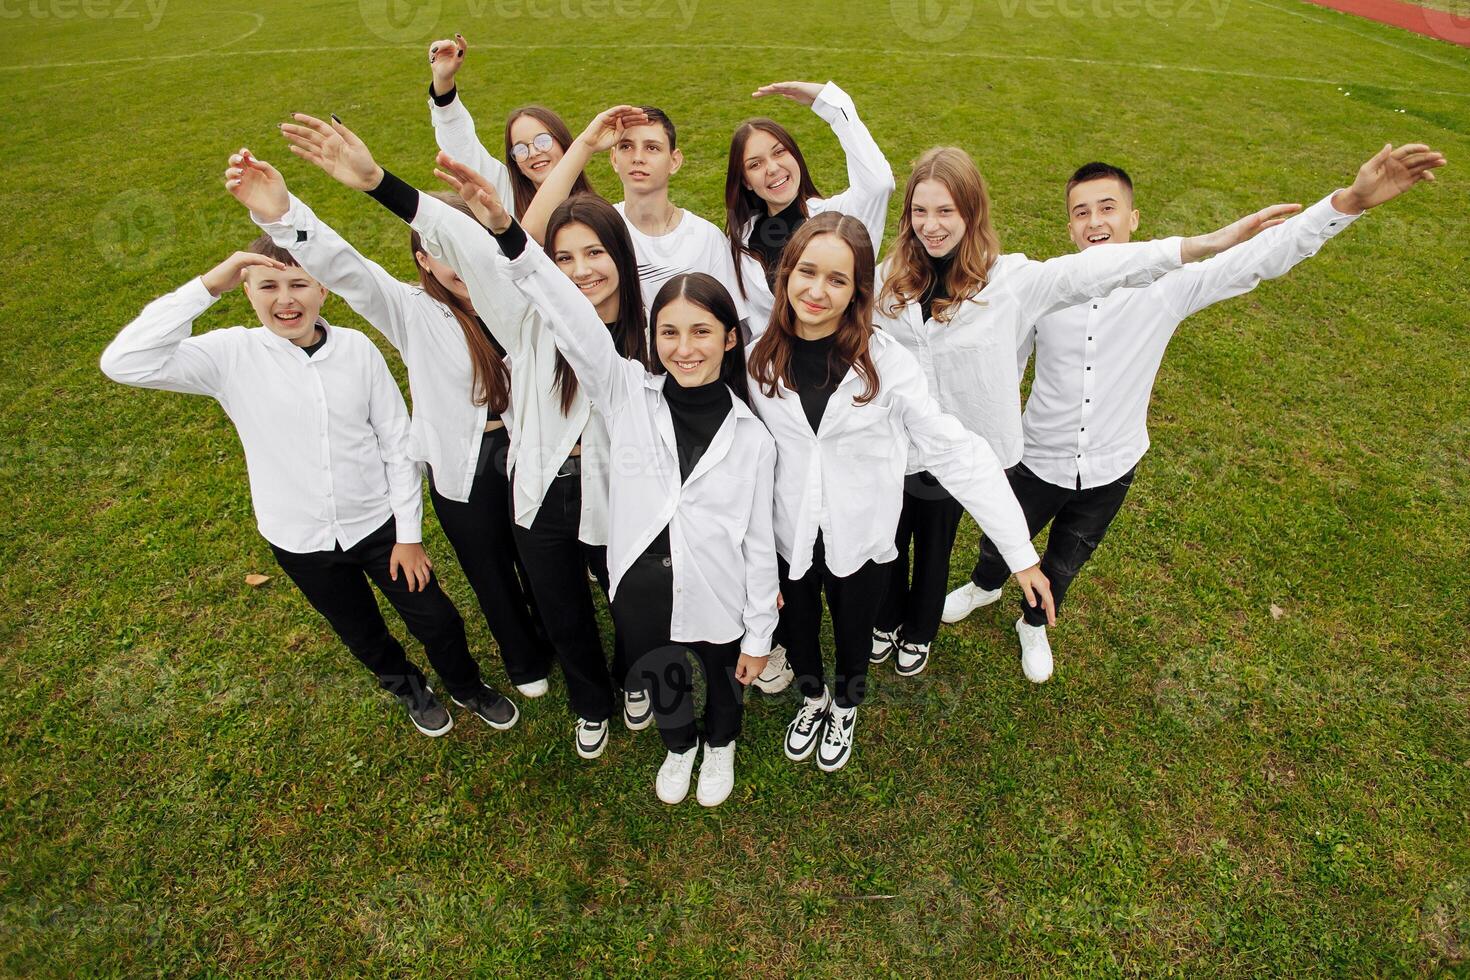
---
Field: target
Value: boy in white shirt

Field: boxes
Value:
[943,143,1446,683]
[100,235,519,736]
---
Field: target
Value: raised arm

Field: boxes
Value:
[100,252,283,395]
[227,149,416,352]
[425,34,516,215]
[1160,142,1445,318]
[520,104,649,243]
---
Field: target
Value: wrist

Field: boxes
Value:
[1331,187,1366,215]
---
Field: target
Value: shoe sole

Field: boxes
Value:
[410,715,454,737]
[751,668,794,695]
[697,786,732,807]
[784,734,822,762]
[624,710,654,732]
[657,787,689,805]
[817,750,852,772]
[869,650,893,665]
[514,682,549,699]
[451,696,519,731]
[576,730,609,759]
[895,658,928,677]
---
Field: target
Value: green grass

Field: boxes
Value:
[2,0,1469,974]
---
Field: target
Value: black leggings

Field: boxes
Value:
[970,463,1137,627]
[611,548,745,752]
[875,472,965,645]
[270,517,481,700]
[779,532,893,709]
[429,426,555,687]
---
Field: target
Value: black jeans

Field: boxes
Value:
[876,472,966,645]
[429,426,555,687]
[510,465,614,722]
[780,532,893,709]
[970,462,1137,627]
[270,517,482,700]
[611,548,745,752]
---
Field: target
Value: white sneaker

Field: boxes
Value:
[1015,617,1054,683]
[696,742,736,807]
[751,644,795,694]
[623,688,653,731]
[816,703,857,772]
[784,688,831,762]
[870,627,898,665]
[656,743,698,804]
[941,582,1004,623]
[575,717,609,759]
[895,638,930,677]
[514,677,549,698]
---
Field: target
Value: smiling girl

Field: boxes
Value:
[725,79,895,334]
[744,211,1053,772]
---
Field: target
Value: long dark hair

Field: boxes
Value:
[648,273,751,408]
[504,106,596,218]
[543,193,648,415]
[748,212,880,406]
[724,118,822,299]
[410,192,511,413]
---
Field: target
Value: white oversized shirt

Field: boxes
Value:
[748,329,1041,580]
[737,81,896,333]
[502,236,779,655]
[100,278,422,552]
[428,90,518,219]
[253,194,518,503]
[1021,193,1362,489]
[875,237,1185,468]
[408,192,612,545]
[615,201,745,319]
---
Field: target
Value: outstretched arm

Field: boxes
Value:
[425,33,516,215]
[519,104,649,243]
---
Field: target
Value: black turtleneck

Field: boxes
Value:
[920,250,957,323]
[789,332,847,433]
[749,199,806,286]
[663,374,731,482]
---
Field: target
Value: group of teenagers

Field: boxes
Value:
[100,35,1445,808]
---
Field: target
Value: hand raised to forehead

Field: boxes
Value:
[578,105,652,152]
[752,81,825,106]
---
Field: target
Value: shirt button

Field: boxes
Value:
[1085,398,1091,403]
[1092,304,1098,309]
[1086,366,1092,371]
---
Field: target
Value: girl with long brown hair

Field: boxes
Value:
[224,149,544,729]
[745,211,1054,773]
[425,33,596,219]
[724,80,895,336]
[872,146,1270,680]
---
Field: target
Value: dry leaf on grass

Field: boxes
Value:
[1269,604,1285,620]
[244,573,272,588]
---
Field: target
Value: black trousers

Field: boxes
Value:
[270,517,481,700]
[875,472,966,645]
[429,426,555,687]
[611,549,745,752]
[780,532,893,709]
[971,462,1137,627]
[510,466,614,722]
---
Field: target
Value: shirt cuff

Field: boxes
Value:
[366,168,420,224]
[429,83,457,108]
[251,193,307,241]
[810,80,853,125]
[1001,541,1042,575]
[490,219,529,261]
[1305,191,1364,235]
[184,275,223,307]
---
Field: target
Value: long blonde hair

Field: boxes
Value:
[878,147,1001,323]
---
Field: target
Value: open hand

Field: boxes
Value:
[1183,203,1302,262]
[280,113,384,192]
[752,81,825,106]
[577,104,651,153]
[200,251,287,297]
[1334,142,1446,213]
[224,148,289,222]
[435,151,513,233]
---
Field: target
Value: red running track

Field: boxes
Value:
[1298,0,1470,47]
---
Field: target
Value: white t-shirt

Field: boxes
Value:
[615,201,746,320]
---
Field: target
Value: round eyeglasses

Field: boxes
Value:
[511,133,556,161]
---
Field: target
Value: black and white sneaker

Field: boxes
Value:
[870,627,898,665]
[396,685,453,737]
[816,704,857,772]
[895,638,930,677]
[451,684,519,730]
[784,689,830,762]
[575,717,609,759]
[623,688,653,731]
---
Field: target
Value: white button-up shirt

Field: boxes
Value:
[254,194,521,503]
[410,192,611,544]
[738,81,895,334]
[876,237,1184,468]
[428,90,518,219]
[100,278,422,552]
[502,230,780,655]
[749,329,1041,580]
[1021,193,1362,490]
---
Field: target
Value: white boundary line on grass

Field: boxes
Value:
[4,38,1469,99]
[1242,0,1470,73]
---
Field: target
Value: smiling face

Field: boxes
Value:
[414,249,471,303]
[741,127,801,213]
[655,296,737,386]
[786,233,856,339]
[612,122,682,195]
[509,113,565,185]
[909,179,967,258]
[242,264,328,345]
[552,221,621,316]
[1067,176,1139,250]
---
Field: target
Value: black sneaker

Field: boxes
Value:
[451,684,519,731]
[397,685,453,737]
